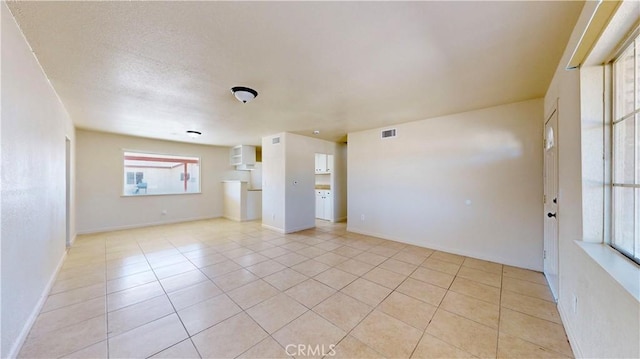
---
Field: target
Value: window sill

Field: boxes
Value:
[575,241,640,302]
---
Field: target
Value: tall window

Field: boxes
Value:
[123,151,201,196]
[612,34,639,264]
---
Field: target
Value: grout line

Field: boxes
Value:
[131,240,195,358]
[495,267,504,357]
[103,235,111,359]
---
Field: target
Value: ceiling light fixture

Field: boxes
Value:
[231,86,258,103]
[186,130,202,138]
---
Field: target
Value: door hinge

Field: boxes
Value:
[543,250,547,260]
[543,194,546,204]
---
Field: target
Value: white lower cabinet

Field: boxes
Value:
[315,190,333,220]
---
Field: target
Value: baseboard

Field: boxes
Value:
[284,224,315,234]
[332,217,347,223]
[261,223,314,234]
[346,226,542,272]
[76,216,221,235]
[261,223,285,233]
[68,233,78,247]
[8,249,68,358]
[558,302,582,358]
[223,215,242,222]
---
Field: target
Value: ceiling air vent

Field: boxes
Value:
[381,128,397,139]
[272,137,281,144]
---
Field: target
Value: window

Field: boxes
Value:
[123,151,200,196]
[611,34,640,264]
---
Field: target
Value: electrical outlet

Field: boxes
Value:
[161,210,167,215]
[360,214,365,221]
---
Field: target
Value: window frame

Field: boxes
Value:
[122,150,202,197]
[610,31,640,265]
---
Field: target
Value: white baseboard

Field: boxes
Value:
[261,223,316,234]
[68,233,77,247]
[261,223,285,233]
[345,226,542,272]
[558,302,582,358]
[8,249,68,359]
[76,216,220,235]
[223,215,242,222]
[285,224,315,234]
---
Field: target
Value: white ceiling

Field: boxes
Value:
[8,1,583,146]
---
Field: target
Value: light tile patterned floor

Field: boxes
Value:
[18,219,573,358]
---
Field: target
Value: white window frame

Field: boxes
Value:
[610,32,640,265]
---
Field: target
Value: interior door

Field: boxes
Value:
[543,109,559,301]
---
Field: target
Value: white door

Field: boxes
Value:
[543,110,559,301]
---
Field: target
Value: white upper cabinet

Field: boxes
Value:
[315,153,333,173]
[231,145,256,169]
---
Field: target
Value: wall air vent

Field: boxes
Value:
[381,128,397,139]
[272,137,281,144]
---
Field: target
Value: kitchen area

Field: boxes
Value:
[223,145,262,222]
[224,138,347,228]
[315,152,333,221]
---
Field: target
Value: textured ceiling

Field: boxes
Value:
[7,1,583,146]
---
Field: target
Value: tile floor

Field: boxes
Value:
[18,219,573,358]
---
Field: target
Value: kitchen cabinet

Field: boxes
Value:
[230,145,256,170]
[315,190,333,220]
[326,154,333,173]
[315,153,333,174]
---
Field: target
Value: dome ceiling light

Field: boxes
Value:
[231,86,258,103]
[186,130,202,138]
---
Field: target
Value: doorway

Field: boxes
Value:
[543,108,559,301]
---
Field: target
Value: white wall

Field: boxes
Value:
[76,130,235,233]
[1,3,76,357]
[249,162,262,190]
[262,133,346,233]
[262,133,287,231]
[544,2,640,357]
[285,133,326,232]
[315,174,331,186]
[333,143,348,222]
[348,99,544,270]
